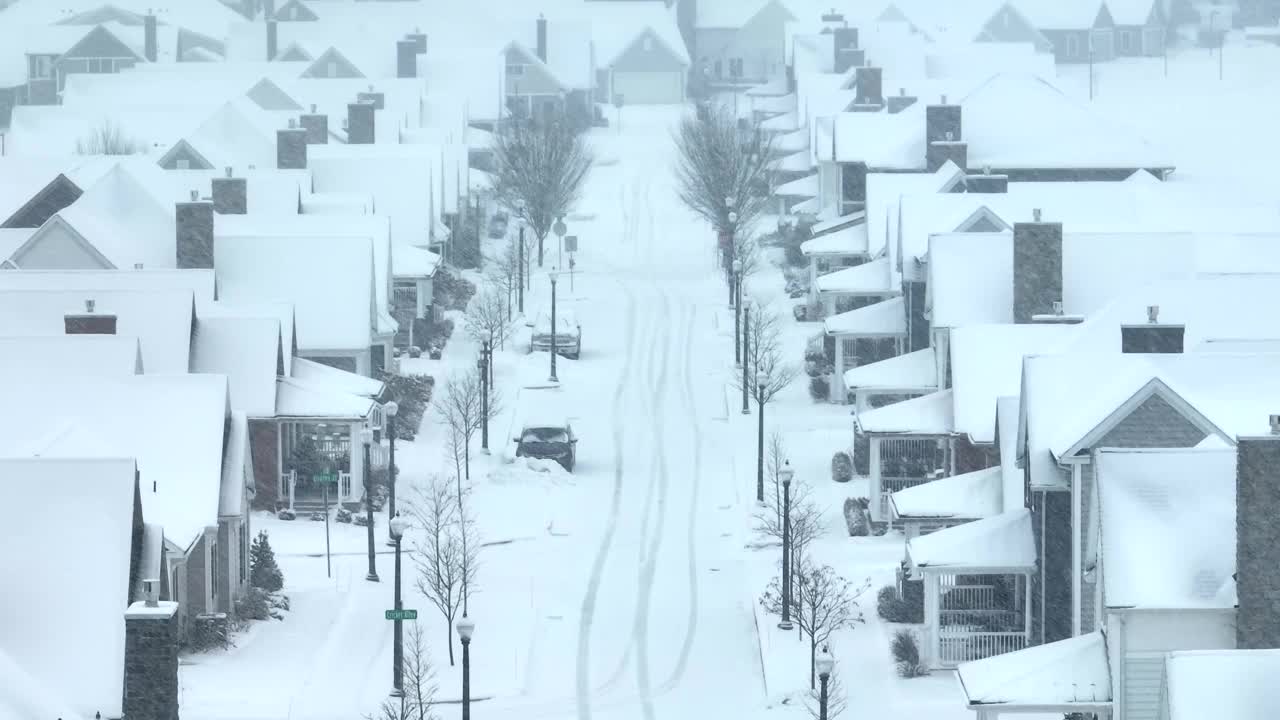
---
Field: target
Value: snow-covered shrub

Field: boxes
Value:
[891,629,920,666]
[353,512,372,527]
[831,452,853,483]
[408,345,423,359]
[809,376,829,401]
[335,507,353,523]
[309,511,325,521]
[897,661,929,678]
[379,373,434,441]
[793,304,808,322]
[187,613,231,652]
[276,508,296,521]
[843,497,870,536]
[249,530,284,592]
[235,587,272,621]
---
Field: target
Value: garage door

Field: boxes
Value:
[611,70,684,105]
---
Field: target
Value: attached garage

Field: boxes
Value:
[610,70,684,105]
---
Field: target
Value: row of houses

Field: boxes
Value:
[743,11,1280,719]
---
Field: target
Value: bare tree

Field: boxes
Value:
[732,231,763,283]
[435,367,501,480]
[673,104,775,276]
[366,622,439,720]
[411,477,473,667]
[804,656,848,720]
[76,120,141,155]
[485,244,520,323]
[760,560,870,688]
[739,302,799,404]
[464,286,512,352]
[492,119,593,268]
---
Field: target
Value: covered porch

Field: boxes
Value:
[890,465,1003,539]
[956,631,1113,720]
[907,509,1037,669]
[855,389,956,523]
[824,294,907,402]
[842,346,937,409]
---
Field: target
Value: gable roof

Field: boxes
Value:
[856,388,954,434]
[220,411,253,518]
[0,267,215,301]
[843,346,937,391]
[0,288,195,373]
[0,335,143,376]
[1011,0,1107,29]
[198,299,297,376]
[292,356,384,398]
[891,466,1003,519]
[1096,447,1236,609]
[1164,650,1280,720]
[191,315,281,416]
[907,507,1035,572]
[172,99,289,171]
[0,457,137,719]
[957,630,1111,708]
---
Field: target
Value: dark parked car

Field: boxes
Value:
[514,420,577,472]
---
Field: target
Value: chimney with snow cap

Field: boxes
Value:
[212,166,247,215]
[851,65,883,109]
[927,129,967,172]
[176,193,214,269]
[64,297,117,335]
[347,101,375,144]
[1120,304,1184,353]
[964,164,1009,193]
[887,87,917,114]
[926,95,961,142]
[832,25,859,72]
[300,104,327,144]
[277,120,307,168]
[1013,209,1063,324]
[397,38,417,78]
[407,29,427,54]
[357,85,385,110]
[1237,425,1280,649]
[123,591,180,720]
[536,14,548,62]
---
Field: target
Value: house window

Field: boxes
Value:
[1120,30,1133,52]
[642,36,653,51]
[714,59,722,77]
[1066,35,1080,56]
[175,158,190,170]
[30,54,53,79]
[729,58,744,78]
[239,525,247,582]
[210,537,219,603]
[506,63,525,77]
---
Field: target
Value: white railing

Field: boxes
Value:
[938,630,1027,666]
[339,471,352,500]
[942,583,996,610]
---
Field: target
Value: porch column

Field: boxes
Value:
[869,436,882,521]
[350,421,364,504]
[1024,571,1033,642]
[855,390,869,415]
[831,335,845,403]
[924,572,940,669]
[276,421,286,504]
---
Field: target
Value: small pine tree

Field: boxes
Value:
[249,529,284,592]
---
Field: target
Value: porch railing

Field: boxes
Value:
[881,476,932,519]
[938,630,1027,666]
[942,583,996,610]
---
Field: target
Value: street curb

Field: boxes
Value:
[750,586,770,699]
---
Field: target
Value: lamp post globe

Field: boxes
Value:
[779,461,794,487]
[360,427,373,446]
[456,615,476,641]
[725,195,735,208]
[756,370,768,393]
[457,615,476,720]
[816,645,834,720]
[732,259,743,275]
[384,400,398,419]
[728,210,739,224]
[389,513,409,540]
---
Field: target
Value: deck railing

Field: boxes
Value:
[880,476,933,519]
[938,630,1027,666]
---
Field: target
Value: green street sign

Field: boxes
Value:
[313,473,337,484]
[386,609,418,621]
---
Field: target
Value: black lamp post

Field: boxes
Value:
[549,267,559,383]
[779,460,795,630]
[816,646,834,720]
[732,258,743,366]
[456,616,476,720]
[389,512,409,696]
[384,401,399,547]
[756,369,768,503]
[724,196,736,277]
[516,199,526,314]
[741,305,750,414]
[361,427,379,582]
[479,344,490,453]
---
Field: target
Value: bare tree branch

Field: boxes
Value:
[760,561,871,688]
[492,120,593,260]
[464,286,512,352]
[410,476,465,666]
[734,302,800,404]
[435,368,500,480]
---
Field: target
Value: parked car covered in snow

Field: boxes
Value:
[528,311,580,359]
[514,417,577,471]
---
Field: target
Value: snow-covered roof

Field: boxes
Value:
[829,104,925,168]
[810,211,866,237]
[776,150,814,174]
[1012,0,1106,29]
[581,1,689,67]
[0,289,194,373]
[996,395,1023,514]
[856,388,953,434]
[301,191,374,216]
[393,243,441,278]
[307,143,447,246]
[957,631,1111,708]
[815,257,894,294]
[275,376,376,420]
[1164,649,1280,720]
[0,645,87,720]
[170,98,285,170]
[801,220,868,256]
[775,172,818,198]
[191,315,281,417]
[215,234,375,352]
[696,0,777,28]
[0,456,136,720]
[867,163,965,259]
[950,324,1080,444]
[775,126,810,153]
[0,335,143,376]
[292,357,384,399]
[0,156,114,225]
[843,346,936,391]
[891,466,1002,520]
[220,411,252,519]
[0,267,214,300]
[825,296,907,337]
[907,508,1035,573]
[1096,447,1236,610]
[4,103,213,158]
[197,299,297,376]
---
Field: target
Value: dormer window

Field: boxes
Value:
[175,158,190,170]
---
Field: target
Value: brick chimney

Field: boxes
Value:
[64,298,117,335]
[299,104,327,144]
[397,39,417,78]
[536,14,547,63]
[926,95,962,144]
[1012,209,1063,324]
[927,131,967,172]
[212,167,247,215]
[887,88,917,114]
[176,190,215,269]
[832,25,859,73]
[406,29,427,54]
[965,166,1009,193]
[1237,426,1280,649]
[840,161,868,214]
[1120,305,1185,353]
[357,86,385,110]
[144,12,157,62]
[277,119,308,168]
[852,65,883,109]
[266,19,277,60]
[123,588,180,720]
[347,102,375,144]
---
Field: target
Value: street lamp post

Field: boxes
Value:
[479,343,490,453]
[389,513,409,696]
[384,401,399,547]
[741,305,750,414]
[816,646,834,720]
[756,369,768,503]
[724,196,737,277]
[778,460,795,630]
[549,267,559,383]
[732,258,743,366]
[361,427,379,582]
[516,199,526,313]
[456,616,476,720]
